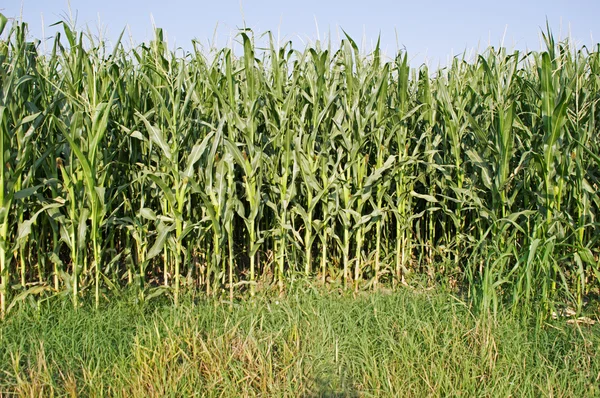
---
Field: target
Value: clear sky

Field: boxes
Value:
[1,0,598,66]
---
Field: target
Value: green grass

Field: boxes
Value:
[1,287,598,396]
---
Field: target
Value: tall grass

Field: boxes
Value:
[1,289,599,396]
[0,15,599,317]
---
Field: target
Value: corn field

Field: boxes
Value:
[1,15,599,316]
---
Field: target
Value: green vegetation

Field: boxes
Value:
[0,288,598,396]
[0,13,599,320]
[1,14,600,394]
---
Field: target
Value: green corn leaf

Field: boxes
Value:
[147,222,176,260]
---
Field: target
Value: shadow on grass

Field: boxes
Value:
[305,374,359,398]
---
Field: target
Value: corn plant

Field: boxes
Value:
[0,13,598,319]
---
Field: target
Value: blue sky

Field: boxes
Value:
[2,1,598,66]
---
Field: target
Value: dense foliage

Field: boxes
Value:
[0,15,599,315]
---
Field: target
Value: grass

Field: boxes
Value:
[1,286,599,396]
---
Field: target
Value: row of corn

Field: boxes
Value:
[0,15,599,316]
